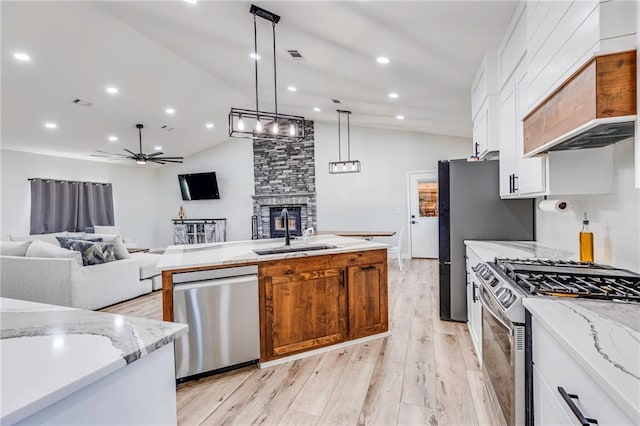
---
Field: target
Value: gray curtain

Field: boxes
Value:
[30,179,114,234]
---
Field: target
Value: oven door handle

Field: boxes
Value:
[478,289,513,332]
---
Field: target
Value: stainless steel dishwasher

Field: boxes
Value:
[172,265,259,380]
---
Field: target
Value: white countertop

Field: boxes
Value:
[464,240,576,263]
[524,298,640,423]
[157,234,388,271]
[0,297,187,424]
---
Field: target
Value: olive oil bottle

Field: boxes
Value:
[579,212,594,262]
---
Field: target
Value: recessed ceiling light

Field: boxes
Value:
[205,122,215,129]
[108,135,118,142]
[165,108,175,115]
[154,146,162,151]
[396,115,405,120]
[44,122,57,129]
[183,0,197,4]
[13,52,31,62]
[376,56,390,64]
[287,86,297,92]
[313,107,321,112]
[250,52,261,60]
[105,86,119,94]
[388,92,399,99]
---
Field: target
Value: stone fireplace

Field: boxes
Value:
[252,121,317,239]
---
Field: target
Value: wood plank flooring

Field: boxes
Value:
[101,259,498,425]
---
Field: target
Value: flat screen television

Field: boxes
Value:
[178,172,220,200]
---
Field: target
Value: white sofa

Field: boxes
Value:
[0,233,156,310]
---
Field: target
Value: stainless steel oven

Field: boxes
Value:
[479,285,525,426]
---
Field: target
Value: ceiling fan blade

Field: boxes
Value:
[156,159,184,163]
[154,156,184,160]
[123,149,139,157]
[147,151,165,157]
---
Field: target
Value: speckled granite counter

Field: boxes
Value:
[524,298,640,423]
[0,297,187,424]
[464,240,576,263]
[157,234,388,271]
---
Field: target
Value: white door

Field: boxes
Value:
[408,172,439,258]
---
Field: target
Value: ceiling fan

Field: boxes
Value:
[92,124,184,165]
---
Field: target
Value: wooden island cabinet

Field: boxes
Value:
[259,248,388,362]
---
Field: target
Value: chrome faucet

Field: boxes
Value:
[281,208,290,246]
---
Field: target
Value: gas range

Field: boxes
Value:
[472,258,640,324]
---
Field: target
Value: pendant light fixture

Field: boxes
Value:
[329,110,361,174]
[228,4,305,142]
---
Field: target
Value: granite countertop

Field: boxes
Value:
[524,298,640,423]
[464,240,576,263]
[157,234,388,271]
[0,297,188,424]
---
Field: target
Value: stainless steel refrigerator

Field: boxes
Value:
[438,159,534,322]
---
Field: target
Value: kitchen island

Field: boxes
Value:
[157,235,389,365]
[0,297,187,425]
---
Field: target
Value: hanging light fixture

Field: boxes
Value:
[329,110,361,174]
[228,4,305,142]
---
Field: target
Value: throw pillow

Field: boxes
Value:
[56,236,103,250]
[92,234,130,260]
[25,240,83,266]
[0,241,32,256]
[67,240,116,266]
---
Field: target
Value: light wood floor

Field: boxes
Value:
[102,259,497,425]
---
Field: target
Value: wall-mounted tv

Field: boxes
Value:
[178,172,220,200]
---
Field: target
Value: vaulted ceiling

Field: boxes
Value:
[1,1,517,161]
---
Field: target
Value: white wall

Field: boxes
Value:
[0,149,162,247]
[536,139,640,272]
[153,138,255,245]
[314,122,470,256]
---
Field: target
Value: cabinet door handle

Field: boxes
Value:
[513,174,519,192]
[474,142,479,157]
[472,283,478,302]
[509,174,514,193]
[360,265,377,271]
[557,387,598,426]
[340,270,345,288]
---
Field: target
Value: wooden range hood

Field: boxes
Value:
[523,50,636,157]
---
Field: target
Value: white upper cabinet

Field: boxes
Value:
[497,0,614,199]
[471,51,499,158]
[525,0,636,116]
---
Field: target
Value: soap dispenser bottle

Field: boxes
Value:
[579,212,594,262]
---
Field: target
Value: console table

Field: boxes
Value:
[172,218,227,244]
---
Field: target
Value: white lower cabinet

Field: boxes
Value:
[465,247,482,363]
[531,315,634,425]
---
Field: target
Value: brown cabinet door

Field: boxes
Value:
[347,262,389,339]
[263,268,347,359]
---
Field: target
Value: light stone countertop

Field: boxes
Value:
[157,234,389,271]
[464,240,577,263]
[0,297,187,425]
[524,298,640,423]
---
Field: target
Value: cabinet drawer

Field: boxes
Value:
[532,317,634,425]
[533,365,575,426]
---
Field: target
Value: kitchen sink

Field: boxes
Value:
[253,244,337,255]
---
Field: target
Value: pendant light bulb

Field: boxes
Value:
[238,116,245,131]
[256,120,263,133]
[289,123,295,136]
[272,122,279,134]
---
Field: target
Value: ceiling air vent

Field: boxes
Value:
[287,50,304,59]
[71,98,92,107]
[332,99,341,104]
[161,125,174,131]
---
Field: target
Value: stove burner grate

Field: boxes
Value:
[493,258,640,303]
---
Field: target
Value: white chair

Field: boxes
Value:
[388,227,404,271]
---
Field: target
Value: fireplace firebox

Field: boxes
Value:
[269,207,302,238]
